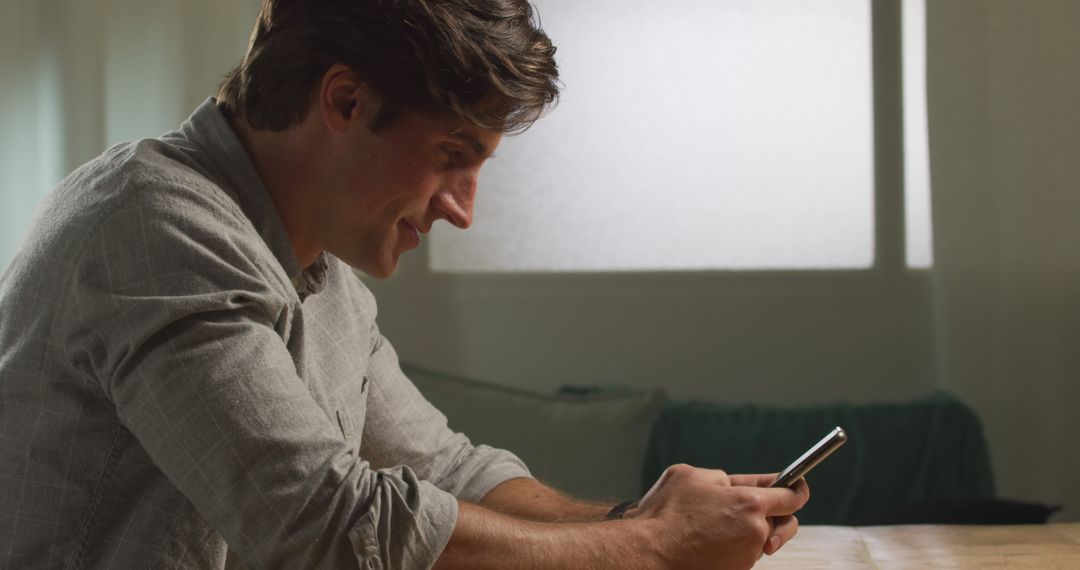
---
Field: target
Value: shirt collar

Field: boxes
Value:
[175,98,328,298]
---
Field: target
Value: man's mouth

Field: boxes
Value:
[399,219,421,247]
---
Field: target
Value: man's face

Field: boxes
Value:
[318,108,502,278]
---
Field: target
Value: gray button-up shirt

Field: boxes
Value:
[0,99,530,569]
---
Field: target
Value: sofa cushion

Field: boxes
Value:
[403,363,665,502]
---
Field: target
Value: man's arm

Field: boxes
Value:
[434,501,654,570]
[60,190,458,568]
[478,477,613,522]
[435,464,811,569]
[354,333,536,501]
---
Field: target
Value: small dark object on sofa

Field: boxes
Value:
[850,497,1061,526]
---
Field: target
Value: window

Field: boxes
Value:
[903,0,933,268]
[430,0,931,273]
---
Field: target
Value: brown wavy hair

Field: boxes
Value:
[218,0,560,134]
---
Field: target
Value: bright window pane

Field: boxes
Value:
[432,0,875,272]
[903,0,933,268]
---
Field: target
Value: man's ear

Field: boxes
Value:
[319,63,379,133]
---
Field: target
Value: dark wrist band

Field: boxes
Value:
[605,499,639,520]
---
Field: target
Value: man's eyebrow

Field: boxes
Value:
[451,131,493,158]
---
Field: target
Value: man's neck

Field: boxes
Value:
[228,115,324,270]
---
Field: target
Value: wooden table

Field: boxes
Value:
[757,524,1080,569]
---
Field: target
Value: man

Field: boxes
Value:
[0,0,809,568]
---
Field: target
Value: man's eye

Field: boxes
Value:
[443,146,465,167]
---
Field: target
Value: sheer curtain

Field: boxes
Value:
[0,0,255,269]
[928,0,1080,520]
[0,0,73,267]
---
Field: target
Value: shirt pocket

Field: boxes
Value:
[335,376,370,456]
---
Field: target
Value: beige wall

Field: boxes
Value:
[929,0,1080,521]
[366,269,937,405]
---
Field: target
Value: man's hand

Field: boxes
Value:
[434,467,809,569]
[728,472,808,557]
[626,464,810,569]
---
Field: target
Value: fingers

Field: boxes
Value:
[790,477,810,505]
[660,464,733,488]
[729,473,811,505]
[728,473,780,488]
[696,467,732,487]
[748,481,811,517]
[763,515,799,556]
[638,464,733,508]
[728,473,811,517]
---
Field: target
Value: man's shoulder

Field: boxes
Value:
[45,137,255,246]
[75,137,246,225]
[10,137,285,299]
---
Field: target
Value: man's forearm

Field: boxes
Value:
[438,467,812,569]
[478,477,615,522]
[433,500,661,570]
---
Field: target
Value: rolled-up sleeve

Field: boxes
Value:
[60,186,458,569]
[358,331,533,503]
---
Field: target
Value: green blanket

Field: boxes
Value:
[642,391,995,525]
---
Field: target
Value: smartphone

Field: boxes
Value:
[769,426,848,488]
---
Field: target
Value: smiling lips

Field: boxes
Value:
[398,219,422,248]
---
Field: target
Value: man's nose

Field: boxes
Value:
[433,175,476,229]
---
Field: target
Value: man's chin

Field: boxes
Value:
[331,245,402,279]
[352,255,399,280]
